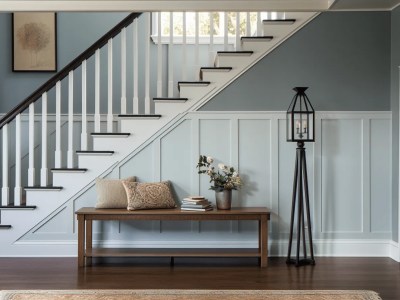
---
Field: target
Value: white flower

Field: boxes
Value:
[232,172,238,177]
[206,156,214,163]
[218,163,225,170]
[207,168,213,175]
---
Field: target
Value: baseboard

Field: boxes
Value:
[389,241,399,262]
[4,239,397,258]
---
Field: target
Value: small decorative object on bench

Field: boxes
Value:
[181,196,213,211]
[95,176,136,208]
[123,180,177,210]
[197,155,242,210]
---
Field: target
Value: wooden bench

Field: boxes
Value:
[75,207,271,267]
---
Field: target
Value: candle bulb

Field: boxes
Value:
[296,121,300,134]
[303,120,307,133]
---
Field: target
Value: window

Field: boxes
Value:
[151,12,286,44]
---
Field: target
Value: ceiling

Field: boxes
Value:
[0,0,399,12]
[331,0,400,10]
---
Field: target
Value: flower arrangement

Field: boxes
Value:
[196,155,243,191]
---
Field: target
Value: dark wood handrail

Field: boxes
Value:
[0,12,142,129]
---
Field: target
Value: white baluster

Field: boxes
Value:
[81,60,88,151]
[41,92,48,186]
[121,28,127,114]
[133,18,139,114]
[55,81,62,167]
[67,71,74,168]
[195,12,199,74]
[145,13,151,113]
[209,12,214,66]
[107,38,113,132]
[182,12,187,80]
[28,103,35,186]
[246,12,251,36]
[14,114,22,206]
[157,12,162,97]
[2,124,9,205]
[224,12,228,51]
[94,49,101,132]
[257,12,262,35]
[168,12,174,98]
[235,12,240,50]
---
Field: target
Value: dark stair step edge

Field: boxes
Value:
[262,19,296,24]
[117,114,162,118]
[153,97,188,102]
[177,81,211,91]
[51,168,88,172]
[91,133,131,136]
[24,186,63,191]
[0,205,37,209]
[0,225,12,229]
[217,51,253,55]
[76,150,114,154]
[241,36,273,41]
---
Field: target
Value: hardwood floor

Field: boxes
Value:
[0,257,398,299]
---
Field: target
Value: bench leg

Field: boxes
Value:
[260,215,268,267]
[77,215,85,267]
[86,220,93,266]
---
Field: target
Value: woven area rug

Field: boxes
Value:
[0,290,381,300]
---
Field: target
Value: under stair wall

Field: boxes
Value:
[19,111,392,257]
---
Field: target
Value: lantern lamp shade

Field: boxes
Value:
[286,87,315,142]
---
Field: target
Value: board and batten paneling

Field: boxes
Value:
[21,112,392,254]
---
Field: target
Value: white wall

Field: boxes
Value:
[16,111,393,257]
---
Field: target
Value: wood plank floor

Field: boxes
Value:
[0,257,398,299]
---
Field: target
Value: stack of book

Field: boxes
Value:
[180,196,213,211]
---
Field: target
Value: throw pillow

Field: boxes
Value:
[95,176,136,208]
[123,181,177,210]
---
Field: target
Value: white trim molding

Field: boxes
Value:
[0,1,331,12]
[9,239,398,258]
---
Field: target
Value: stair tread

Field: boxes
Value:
[91,133,131,136]
[153,97,189,100]
[217,51,253,54]
[178,81,211,84]
[0,225,12,229]
[0,205,37,209]
[262,19,296,24]
[24,186,63,190]
[241,36,273,40]
[76,150,114,153]
[118,114,162,118]
[51,168,88,171]
[200,67,233,70]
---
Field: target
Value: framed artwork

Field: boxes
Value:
[12,12,57,72]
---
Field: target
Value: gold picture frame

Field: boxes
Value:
[12,12,57,72]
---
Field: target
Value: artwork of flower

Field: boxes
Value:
[13,12,57,72]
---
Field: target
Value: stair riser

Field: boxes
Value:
[119,117,174,139]
[241,40,275,52]
[215,55,254,68]
[178,84,216,100]
[155,102,192,116]
[200,71,234,83]
[93,135,135,151]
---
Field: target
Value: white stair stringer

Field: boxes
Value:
[0,12,318,256]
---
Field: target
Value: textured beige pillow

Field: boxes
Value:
[95,176,136,208]
[123,181,177,211]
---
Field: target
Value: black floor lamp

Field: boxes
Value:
[286,87,316,267]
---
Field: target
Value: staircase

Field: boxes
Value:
[0,11,317,255]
